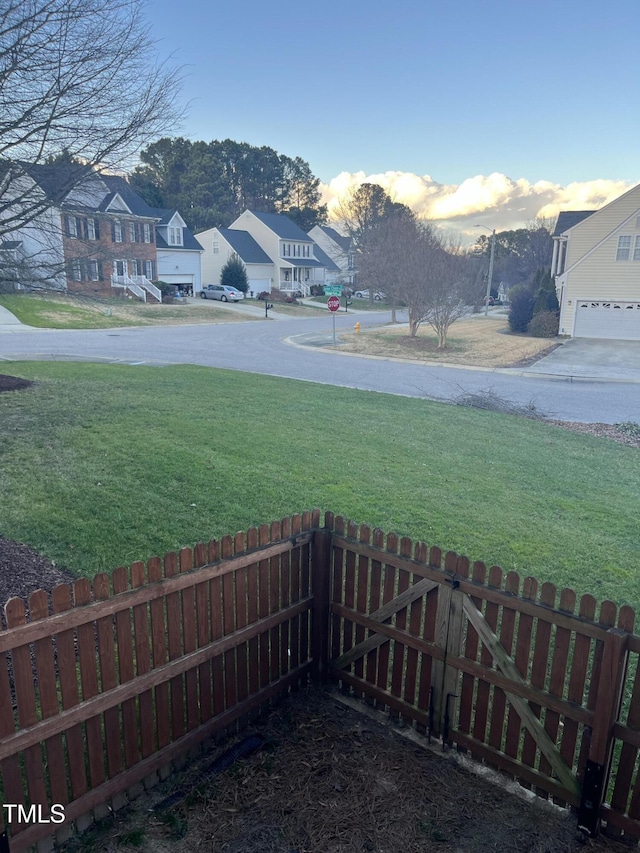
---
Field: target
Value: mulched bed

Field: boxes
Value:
[62,686,631,853]
[0,373,33,393]
[0,536,76,609]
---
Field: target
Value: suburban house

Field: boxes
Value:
[551,183,640,340]
[150,208,203,296]
[199,227,274,297]
[1,163,202,301]
[308,224,356,287]
[197,210,330,297]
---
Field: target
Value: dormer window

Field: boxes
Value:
[169,226,183,246]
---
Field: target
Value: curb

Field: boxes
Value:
[283,334,640,385]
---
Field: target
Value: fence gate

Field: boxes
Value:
[327,519,632,836]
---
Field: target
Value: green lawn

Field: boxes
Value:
[0,293,251,328]
[0,362,638,611]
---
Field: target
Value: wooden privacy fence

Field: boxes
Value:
[1,510,640,850]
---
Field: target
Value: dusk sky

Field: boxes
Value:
[149,0,639,238]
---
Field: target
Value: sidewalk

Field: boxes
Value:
[0,304,31,331]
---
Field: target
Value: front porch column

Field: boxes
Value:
[551,239,559,277]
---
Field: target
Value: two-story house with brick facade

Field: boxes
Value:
[3,164,201,301]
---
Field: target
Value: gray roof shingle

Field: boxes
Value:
[312,243,340,271]
[317,225,351,252]
[247,210,313,241]
[553,210,595,236]
[218,228,272,264]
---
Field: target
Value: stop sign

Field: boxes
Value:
[327,296,340,312]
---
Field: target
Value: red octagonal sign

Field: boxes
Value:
[327,295,340,312]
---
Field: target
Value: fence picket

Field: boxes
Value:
[131,561,155,758]
[148,556,170,748]
[6,596,48,834]
[376,533,398,703]
[52,583,88,798]
[112,566,139,769]
[164,552,185,740]
[30,590,68,807]
[487,570,519,756]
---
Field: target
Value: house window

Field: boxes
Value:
[87,218,98,240]
[143,223,151,243]
[114,260,127,277]
[113,220,123,243]
[144,260,155,279]
[634,237,640,261]
[129,222,137,242]
[213,241,219,254]
[88,260,100,281]
[169,226,183,246]
[616,236,632,261]
[69,259,82,280]
[66,215,78,238]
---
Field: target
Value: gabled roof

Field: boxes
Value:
[16,161,94,203]
[312,243,340,271]
[218,228,272,264]
[245,210,313,241]
[553,210,595,237]
[101,175,158,218]
[316,225,352,252]
[98,191,132,214]
[156,230,203,251]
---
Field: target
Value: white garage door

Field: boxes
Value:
[574,300,640,340]
[248,278,271,296]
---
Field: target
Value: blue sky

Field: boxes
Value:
[149,0,640,233]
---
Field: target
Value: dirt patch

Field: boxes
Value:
[61,686,630,853]
[338,318,558,367]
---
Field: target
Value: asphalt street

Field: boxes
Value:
[1,308,639,424]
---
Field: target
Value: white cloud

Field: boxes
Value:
[320,170,635,242]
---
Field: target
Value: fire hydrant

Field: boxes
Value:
[354,322,361,334]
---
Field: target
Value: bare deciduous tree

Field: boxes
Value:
[359,216,471,347]
[0,0,182,242]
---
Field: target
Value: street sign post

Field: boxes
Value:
[327,295,340,344]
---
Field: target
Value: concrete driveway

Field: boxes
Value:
[524,338,640,382]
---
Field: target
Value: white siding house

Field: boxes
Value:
[153,211,203,295]
[308,225,355,286]
[197,226,274,295]
[229,211,327,296]
[552,183,640,340]
[198,211,330,296]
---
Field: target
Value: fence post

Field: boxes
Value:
[578,626,628,837]
[431,552,465,740]
[311,518,332,684]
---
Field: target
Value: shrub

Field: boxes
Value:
[508,286,536,333]
[310,284,324,296]
[154,281,177,304]
[528,310,559,338]
[220,254,248,293]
